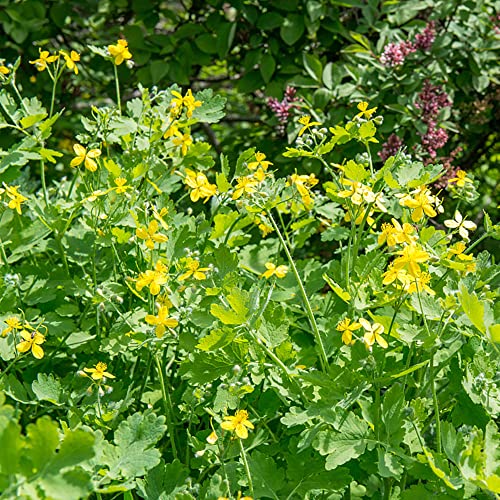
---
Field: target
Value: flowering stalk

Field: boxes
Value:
[113,64,122,115]
[155,354,178,459]
[238,439,254,498]
[268,212,329,372]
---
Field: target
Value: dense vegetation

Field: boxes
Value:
[0,1,499,499]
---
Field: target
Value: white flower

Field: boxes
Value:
[444,210,477,241]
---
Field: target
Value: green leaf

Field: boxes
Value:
[342,159,369,182]
[280,14,305,45]
[192,89,226,123]
[382,383,405,442]
[260,53,276,84]
[0,415,22,475]
[25,417,60,474]
[136,460,190,499]
[303,53,323,82]
[196,328,236,351]
[32,373,64,405]
[20,112,47,129]
[458,284,485,334]
[39,147,63,164]
[248,451,285,498]
[48,429,95,473]
[210,288,249,325]
[313,412,371,469]
[216,171,230,193]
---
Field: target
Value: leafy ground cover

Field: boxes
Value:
[1,5,500,500]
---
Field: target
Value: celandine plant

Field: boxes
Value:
[0,40,499,500]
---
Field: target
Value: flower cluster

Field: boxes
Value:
[0,184,28,215]
[398,185,442,222]
[380,21,437,67]
[29,48,81,75]
[108,39,132,66]
[184,169,218,203]
[378,133,404,162]
[337,317,388,350]
[267,86,301,134]
[136,261,168,295]
[2,316,47,359]
[170,89,202,118]
[287,173,318,209]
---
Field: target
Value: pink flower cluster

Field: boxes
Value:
[415,80,451,120]
[268,86,302,134]
[378,133,404,161]
[380,21,436,67]
[415,80,452,158]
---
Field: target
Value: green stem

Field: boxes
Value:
[66,169,79,201]
[49,78,57,118]
[155,355,178,460]
[268,212,329,372]
[430,352,442,454]
[40,159,49,206]
[239,439,254,498]
[113,64,122,115]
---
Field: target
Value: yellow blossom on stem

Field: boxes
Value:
[136,220,168,250]
[392,244,430,277]
[145,305,178,338]
[221,410,254,439]
[400,186,438,222]
[447,241,474,261]
[232,176,258,200]
[59,50,80,75]
[184,169,217,203]
[405,272,435,295]
[448,170,473,187]
[3,184,28,214]
[29,48,58,72]
[83,362,115,380]
[136,261,168,295]
[70,144,101,172]
[173,131,193,156]
[170,89,202,118]
[247,152,272,171]
[0,64,9,75]
[163,123,179,139]
[2,316,23,337]
[444,210,477,241]
[16,330,46,359]
[359,318,388,349]
[381,264,411,287]
[297,115,321,136]
[113,177,130,194]
[336,318,362,345]
[179,258,210,281]
[356,101,377,119]
[108,39,132,65]
[262,262,288,279]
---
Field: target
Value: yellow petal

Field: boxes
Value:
[32,344,44,359]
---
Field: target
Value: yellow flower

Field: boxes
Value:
[378,219,416,247]
[444,210,477,241]
[356,101,377,119]
[405,272,435,295]
[2,316,23,337]
[184,169,217,203]
[108,39,132,65]
[163,123,180,139]
[298,115,321,136]
[359,318,387,349]
[0,64,9,75]
[29,48,58,72]
[173,132,193,156]
[392,244,430,277]
[232,176,258,200]
[114,177,130,194]
[400,187,438,222]
[136,261,169,295]
[338,179,375,205]
[16,330,45,359]
[60,50,80,75]
[448,170,472,187]
[447,241,473,261]
[179,258,210,281]
[70,144,102,172]
[262,262,288,279]
[207,431,218,444]
[136,220,168,250]
[145,305,178,338]
[336,318,362,345]
[170,89,202,118]
[247,152,272,171]
[3,184,28,214]
[83,362,115,380]
[381,264,410,287]
[221,410,254,439]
